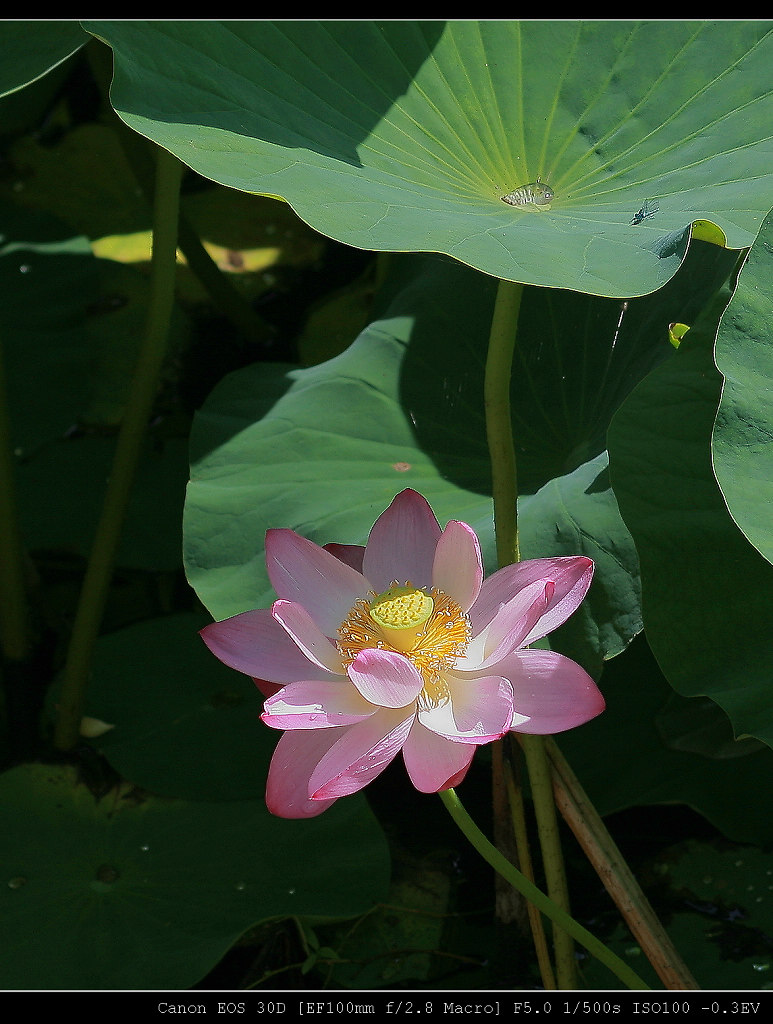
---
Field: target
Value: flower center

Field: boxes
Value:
[368,584,434,653]
[337,581,471,706]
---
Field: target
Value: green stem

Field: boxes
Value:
[439,788,649,989]
[0,334,30,662]
[483,278,691,989]
[502,747,557,989]
[484,280,522,566]
[484,278,535,954]
[521,733,576,988]
[485,278,576,984]
[53,146,183,751]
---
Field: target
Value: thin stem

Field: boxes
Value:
[503,749,557,989]
[485,280,536,970]
[53,146,183,751]
[545,738,699,989]
[521,733,577,988]
[485,278,576,984]
[491,733,527,927]
[0,334,30,662]
[439,788,650,990]
[483,278,692,989]
[484,280,522,566]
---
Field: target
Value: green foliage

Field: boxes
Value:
[184,245,735,672]
[560,635,773,846]
[608,271,773,749]
[184,256,643,671]
[85,20,773,295]
[2,17,773,992]
[63,612,277,802]
[0,21,86,98]
[0,764,388,989]
[0,202,189,570]
[713,207,773,565]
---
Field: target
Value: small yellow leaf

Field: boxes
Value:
[668,322,691,349]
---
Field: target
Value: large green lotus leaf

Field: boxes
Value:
[712,208,773,565]
[0,763,389,989]
[608,279,773,748]
[185,246,736,667]
[84,20,773,297]
[185,255,650,673]
[0,21,87,97]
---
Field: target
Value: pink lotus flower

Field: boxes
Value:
[201,489,604,818]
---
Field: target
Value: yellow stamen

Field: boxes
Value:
[337,581,471,707]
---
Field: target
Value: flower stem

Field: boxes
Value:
[485,278,576,985]
[482,279,692,990]
[502,748,557,989]
[53,145,183,751]
[521,732,577,988]
[484,280,522,567]
[439,787,650,990]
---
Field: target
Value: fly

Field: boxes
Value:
[502,176,554,207]
[631,199,659,225]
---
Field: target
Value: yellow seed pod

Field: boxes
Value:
[369,584,434,653]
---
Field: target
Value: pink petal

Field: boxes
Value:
[266,528,370,636]
[308,710,415,799]
[324,542,365,573]
[261,679,377,729]
[200,608,322,683]
[470,556,594,645]
[362,489,441,592]
[401,721,476,792]
[432,520,483,612]
[418,674,514,744]
[496,648,605,734]
[470,580,555,668]
[265,729,340,818]
[348,648,424,708]
[271,599,346,674]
